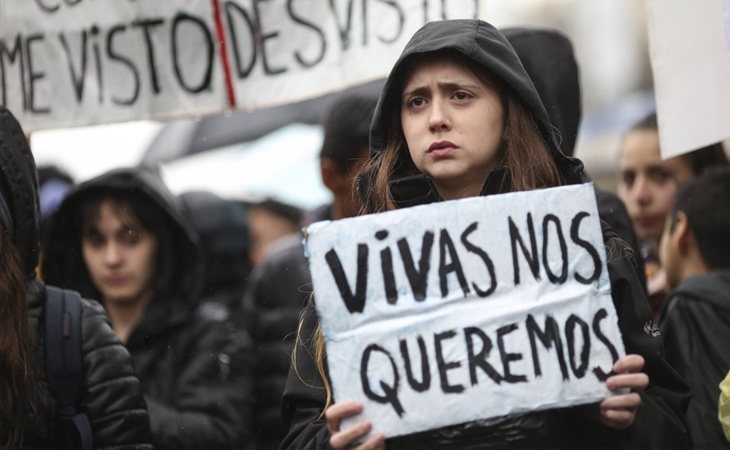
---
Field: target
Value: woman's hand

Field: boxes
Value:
[599,354,649,429]
[326,400,385,450]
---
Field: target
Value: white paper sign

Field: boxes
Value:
[305,183,625,438]
[0,0,482,132]
[648,0,730,159]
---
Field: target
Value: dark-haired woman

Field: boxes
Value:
[0,106,152,449]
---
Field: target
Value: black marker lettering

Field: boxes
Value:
[434,330,464,393]
[461,222,496,297]
[526,314,568,380]
[464,326,502,385]
[509,213,540,285]
[361,344,404,416]
[497,323,527,383]
[400,336,431,392]
[565,314,590,378]
[325,245,369,313]
[542,214,568,284]
[571,211,602,284]
[438,228,469,298]
[397,231,434,301]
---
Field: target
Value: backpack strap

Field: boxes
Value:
[44,286,93,450]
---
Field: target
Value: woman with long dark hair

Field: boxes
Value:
[282,20,690,450]
[0,106,152,449]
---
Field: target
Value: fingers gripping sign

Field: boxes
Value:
[327,401,386,450]
[599,354,649,429]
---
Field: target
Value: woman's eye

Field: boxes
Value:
[85,235,104,248]
[453,91,470,101]
[123,228,141,244]
[408,97,426,108]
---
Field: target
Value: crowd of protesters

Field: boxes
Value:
[0,17,729,450]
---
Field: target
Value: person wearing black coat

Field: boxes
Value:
[659,168,730,448]
[42,167,254,449]
[0,106,152,449]
[281,19,690,449]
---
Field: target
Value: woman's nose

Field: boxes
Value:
[633,176,652,206]
[104,243,122,265]
[428,98,450,132]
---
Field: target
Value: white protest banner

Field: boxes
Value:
[305,183,625,438]
[223,0,481,110]
[648,0,730,159]
[0,0,227,131]
[0,0,482,132]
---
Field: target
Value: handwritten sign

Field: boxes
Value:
[0,0,481,131]
[305,183,625,438]
[648,0,730,159]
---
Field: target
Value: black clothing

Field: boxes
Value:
[661,271,730,449]
[283,20,690,449]
[43,168,254,449]
[179,190,251,314]
[241,205,332,449]
[0,107,152,449]
[501,27,641,264]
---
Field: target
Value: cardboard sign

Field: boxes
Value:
[0,0,482,131]
[305,183,625,438]
[648,0,730,159]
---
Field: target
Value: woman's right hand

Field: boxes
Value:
[326,400,386,450]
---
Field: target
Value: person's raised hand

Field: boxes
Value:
[599,354,648,429]
[326,400,385,450]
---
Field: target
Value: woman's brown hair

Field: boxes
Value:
[0,228,40,448]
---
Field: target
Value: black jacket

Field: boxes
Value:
[0,106,152,449]
[282,20,690,449]
[43,168,254,449]
[661,271,730,449]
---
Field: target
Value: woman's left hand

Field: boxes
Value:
[599,354,649,429]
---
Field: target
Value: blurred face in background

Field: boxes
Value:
[248,206,300,266]
[618,129,694,246]
[82,200,158,305]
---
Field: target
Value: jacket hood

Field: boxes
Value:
[42,167,203,313]
[501,27,581,157]
[368,19,583,195]
[674,271,730,314]
[0,107,40,279]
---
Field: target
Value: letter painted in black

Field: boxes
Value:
[287,0,326,68]
[497,323,527,383]
[542,214,568,284]
[325,245,369,313]
[397,231,434,301]
[464,326,502,385]
[132,18,165,95]
[526,314,568,380]
[434,330,464,393]
[171,13,214,93]
[0,35,24,108]
[328,0,355,50]
[361,344,404,416]
[376,230,397,304]
[565,314,590,378]
[399,336,430,392]
[25,34,50,113]
[592,308,619,381]
[252,0,287,75]
[373,0,405,43]
[106,25,140,106]
[438,229,469,298]
[571,211,602,284]
[225,1,257,78]
[89,26,103,104]
[35,0,60,13]
[461,222,496,297]
[58,30,88,103]
[509,213,540,285]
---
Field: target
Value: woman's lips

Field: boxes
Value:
[635,215,661,229]
[105,276,128,287]
[428,141,457,158]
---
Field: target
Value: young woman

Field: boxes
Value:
[42,167,254,450]
[0,107,152,449]
[618,112,729,318]
[282,20,690,449]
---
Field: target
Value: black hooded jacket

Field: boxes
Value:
[661,271,730,449]
[42,168,254,449]
[0,107,152,449]
[282,20,690,449]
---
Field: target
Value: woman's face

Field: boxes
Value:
[82,200,158,305]
[618,129,695,246]
[400,55,504,200]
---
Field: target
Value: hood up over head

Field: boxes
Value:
[364,19,583,207]
[501,27,581,157]
[42,167,202,311]
[0,107,40,279]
